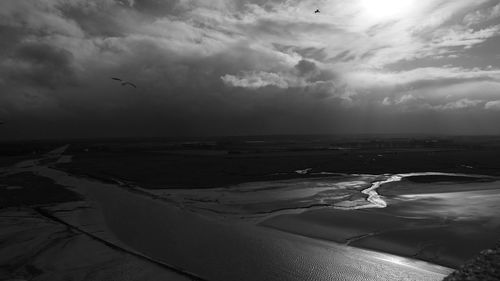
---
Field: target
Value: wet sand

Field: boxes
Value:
[0,172,81,207]
[0,208,193,281]
[6,145,486,280]
[378,175,498,195]
[260,175,500,268]
[33,166,450,281]
[121,169,500,269]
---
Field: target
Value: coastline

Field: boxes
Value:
[2,145,498,280]
[1,150,451,281]
[259,172,500,268]
[43,162,500,270]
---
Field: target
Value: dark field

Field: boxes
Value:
[0,172,82,207]
[378,177,499,196]
[39,135,500,189]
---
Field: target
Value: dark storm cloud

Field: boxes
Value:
[247,19,341,39]
[59,4,128,37]
[129,0,182,16]
[1,0,500,139]
[331,50,355,62]
[6,42,77,89]
[295,60,318,77]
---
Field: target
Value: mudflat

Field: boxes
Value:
[52,136,500,189]
[2,136,500,280]
[260,176,500,268]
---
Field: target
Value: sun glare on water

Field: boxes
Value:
[360,0,416,21]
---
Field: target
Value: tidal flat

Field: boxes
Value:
[1,136,500,280]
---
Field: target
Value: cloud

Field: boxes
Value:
[396,94,418,105]
[222,71,288,88]
[437,98,483,110]
[485,100,500,111]
[3,42,77,89]
[463,3,500,26]
[431,25,500,49]
[1,0,500,138]
[381,95,484,112]
[0,0,85,37]
[295,59,320,78]
[347,67,500,91]
[381,97,392,106]
[221,59,341,94]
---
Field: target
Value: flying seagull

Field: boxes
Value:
[314,9,320,13]
[111,77,137,88]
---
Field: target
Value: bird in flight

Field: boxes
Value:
[111,77,137,88]
[314,9,320,13]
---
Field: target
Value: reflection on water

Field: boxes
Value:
[147,171,500,268]
[2,145,463,280]
[147,172,498,220]
[35,166,452,281]
[147,175,380,216]
[398,188,500,222]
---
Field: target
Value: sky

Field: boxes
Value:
[1,0,500,139]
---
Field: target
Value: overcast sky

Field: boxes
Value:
[1,0,500,139]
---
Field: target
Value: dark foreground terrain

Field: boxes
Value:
[444,243,500,281]
[1,135,500,281]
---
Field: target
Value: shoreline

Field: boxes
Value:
[359,171,497,209]
[2,145,495,280]
[48,163,500,270]
[32,161,452,280]
[70,166,499,269]
[259,172,500,268]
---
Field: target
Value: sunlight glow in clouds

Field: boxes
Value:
[1,0,500,138]
[360,0,417,20]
